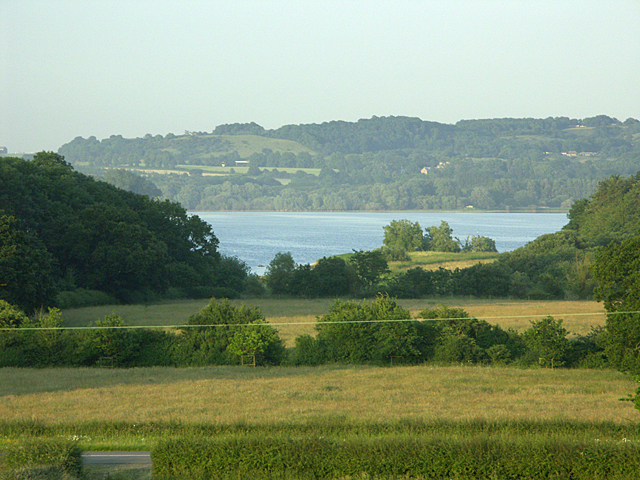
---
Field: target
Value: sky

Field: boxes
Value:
[1,0,639,153]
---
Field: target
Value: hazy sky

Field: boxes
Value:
[2,0,639,153]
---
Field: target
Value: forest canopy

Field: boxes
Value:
[0,153,239,312]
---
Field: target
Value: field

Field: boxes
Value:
[389,250,500,272]
[3,297,632,479]
[1,365,635,428]
[128,165,323,177]
[197,134,317,158]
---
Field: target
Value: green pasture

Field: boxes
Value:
[389,250,499,272]
[204,134,316,158]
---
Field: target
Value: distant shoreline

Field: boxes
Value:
[189,208,570,214]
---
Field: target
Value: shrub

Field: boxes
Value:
[74,315,141,367]
[152,436,640,480]
[54,289,119,309]
[173,298,285,366]
[433,333,483,364]
[3,439,82,478]
[522,316,570,368]
[290,334,327,366]
[0,300,28,328]
[315,295,431,364]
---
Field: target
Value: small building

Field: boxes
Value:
[0,146,7,154]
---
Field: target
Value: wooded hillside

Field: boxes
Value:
[58,115,640,211]
[0,153,248,313]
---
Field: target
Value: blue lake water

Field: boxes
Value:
[195,212,569,275]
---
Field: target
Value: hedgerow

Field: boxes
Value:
[151,436,640,479]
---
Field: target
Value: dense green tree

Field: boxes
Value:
[568,173,640,245]
[211,255,251,297]
[0,154,222,306]
[424,221,461,252]
[349,250,390,288]
[102,169,161,197]
[76,315,142,367]
[461,235,497,252]
[265,252,296,295]
[312,256,352,297]
[176,298,285,366]
[0,211,56,312]
[315,295,430,364]
[382,219,424,252]
[522,316,570,368]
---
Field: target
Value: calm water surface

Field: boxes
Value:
[196,212,569,275]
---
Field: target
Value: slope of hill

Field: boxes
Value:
[58,115,640,211]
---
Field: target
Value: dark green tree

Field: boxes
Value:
[522,316,570,368]
[349,250,390,288]
[102,169,161,197]
[0,211,56,312]
[76,315,142,367]
[312,256,352,297]
[424,221,461,252]
[315,295,429,364]
[382,219,424,252]
[592,232,640,372]
[461,235,497,252]
[265,252,296,294]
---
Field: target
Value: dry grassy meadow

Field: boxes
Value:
[0,365,636,426]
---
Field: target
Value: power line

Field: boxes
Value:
[2,310,637,332]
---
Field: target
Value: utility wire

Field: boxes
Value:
[2,310,638,332]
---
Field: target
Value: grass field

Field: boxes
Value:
[1,363,638,475]
[0,297,631,478]
[203,134,317,158]
[0,365,636,436]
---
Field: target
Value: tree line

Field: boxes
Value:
[0,297,604,371]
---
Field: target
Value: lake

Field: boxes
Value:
[195,212,569,275]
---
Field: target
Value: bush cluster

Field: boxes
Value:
[291,298,605,368]
[0,300,284,368]
[0,297,607,369]
[263,232,597,302]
